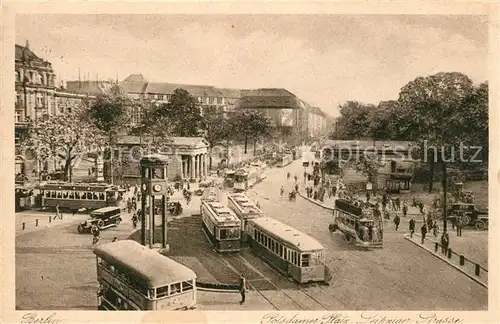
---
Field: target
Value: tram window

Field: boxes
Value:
[182,280,193,291]
[45,191,50,198]
[156,285,168,298]
[270,240,274,251]
[51,191,56,198]
[57,191,62,198]
[93,193,98,200]
[87,192,93,200]
[279,245,283,257]
[254,229,257,240]
[75,192,80,199]
[63,191,68,199]
[69,191,75,199]
[292,252,297,265]
[301,254,310,267]
[99,193,105,200]
[170,283,181,295]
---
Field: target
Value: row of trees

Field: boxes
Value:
[22,88,274,182]
[332,72,488,232]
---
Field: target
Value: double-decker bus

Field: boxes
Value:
[247,217,330,284]
[94,240,197,310]
[38,181,118,212]
[227,193,263,244]
[329,199,383,248]
[200,200,241,252]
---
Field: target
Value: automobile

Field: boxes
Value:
[446,203,488,230]
[77,206,122,234]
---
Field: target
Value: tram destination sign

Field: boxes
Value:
[334,199,362,217]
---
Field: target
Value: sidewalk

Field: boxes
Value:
[405,233,488,287]
[15,211,89,236]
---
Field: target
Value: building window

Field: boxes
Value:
[217,97,223,105]
[67,107,72,114]
[15,111,20,123]
[166,94,172,101]
[197,97,202,103]
[158,94,164,100]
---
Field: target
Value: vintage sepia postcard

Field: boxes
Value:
[1,1,499,324]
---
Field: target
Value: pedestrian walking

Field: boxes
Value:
[287,172,290,180]
[418,201,424,214]
[440,231,450,254]
[402,203,408,217]
[366,191,370,202]
[54,204,62,221]
[420,223,428,244]
[294,175,298,183]
[409,217,415,238]
[396,197,401,211]
[432,220,439,237]
[295,183,299,193]
[112,237,118,242]
[393,213,400,231]
[280,186,284,197]
[239,274,248,305]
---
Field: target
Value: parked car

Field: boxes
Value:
[77,206,122,234]
[447,203,488,230]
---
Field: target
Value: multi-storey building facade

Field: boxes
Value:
[15,41,95,176]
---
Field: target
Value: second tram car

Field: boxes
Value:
[38,181,118,212]
[276,152,293,168]
[329,199,383,248]
[227,193,263,244]
[94,240,197,310]
[247,217,329,284]
[200,200,242,252]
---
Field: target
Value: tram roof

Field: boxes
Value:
[250,217,324,252]
[39,181,114,190]
[93,240,196,287]
[202,201,240,223]
[91,206,121,214]
[228,194,263,215]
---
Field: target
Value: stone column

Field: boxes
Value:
[181,157,185,179]
[203,153,208,176]
[198,154,203,179]
[190,155,195,179]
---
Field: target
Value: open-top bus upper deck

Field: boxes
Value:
[249,217,324,252]
[201,201,241,227]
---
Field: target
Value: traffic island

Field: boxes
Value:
[404,233,487,288]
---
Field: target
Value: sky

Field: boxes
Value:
[15,14,488,117]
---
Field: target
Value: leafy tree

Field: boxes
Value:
[397,72,480,232]
[229,109,274,154]
[130,102,172,152]
[86,94,134,183]
[369,100,401,141]
[155,89,202,137]
[335,101,376,139]
[201,108,231,169]
[22,108,105,182]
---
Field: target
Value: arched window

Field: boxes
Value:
[15,71,20,82]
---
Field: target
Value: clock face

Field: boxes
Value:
[153,184,162,192]
[142,184,147,191]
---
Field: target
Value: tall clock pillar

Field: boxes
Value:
[140,155,170,251]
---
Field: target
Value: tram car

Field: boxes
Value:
[94,240,197,310]
[38,181,118,213]
[276,152,293,168]
[233,166,265,192]
[227,193,263,244]
[329,199,383,248]
[200,200,241,252]
[246,217,330,284]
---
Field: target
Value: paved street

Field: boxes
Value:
[15,159,487,310]
[246,159,488,310]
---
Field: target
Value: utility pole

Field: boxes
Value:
[441,156,448,233]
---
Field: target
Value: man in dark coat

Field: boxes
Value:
[441,231,450,254]
[393,213,401,231]
[239,274,247,305]
[409,217,415,238]
[421,223,428,244]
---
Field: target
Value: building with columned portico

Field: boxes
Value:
[114,135,210,182]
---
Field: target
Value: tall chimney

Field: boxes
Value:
[25,40,30,49]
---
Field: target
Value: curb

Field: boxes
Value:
[403,234,487,288]
[297,192,334,211]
